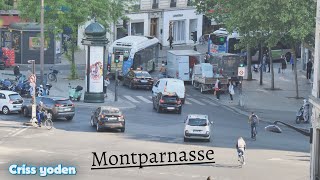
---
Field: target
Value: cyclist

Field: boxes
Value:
[236,137,246,165]
[248,112,259,138]
[36,101,45,127]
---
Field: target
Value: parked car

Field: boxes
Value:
[0,90,23,115]
[21,96,75,120]
[90,106,125,132]
[152,78,186,104]
[184,114,213,142]
[123,70,154,89]
[152,92,182,114]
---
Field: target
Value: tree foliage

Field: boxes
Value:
[18,0,128,79]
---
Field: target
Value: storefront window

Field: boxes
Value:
[172,20,185,43]
[131,22,144,36]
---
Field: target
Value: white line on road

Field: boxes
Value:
[123,96,140,103]
[200,98,218,106]
[148,96,152,99]
[184,100,192,105]
[188,98,205,105]
[11,127,30,137]
[136,96,152,103]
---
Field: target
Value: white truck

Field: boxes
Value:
[166,50,202,81]
[192,63,228,93]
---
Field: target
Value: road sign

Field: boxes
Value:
[238,67,245,77]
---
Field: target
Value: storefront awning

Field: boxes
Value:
[0,15,21,28]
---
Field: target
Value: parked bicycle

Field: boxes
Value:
[31,110,53,130]
[47,66,59,82]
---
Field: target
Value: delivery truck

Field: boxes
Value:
[166,50,202,81]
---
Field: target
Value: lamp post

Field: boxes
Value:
[27,60,37,123]
[40,0,44,85]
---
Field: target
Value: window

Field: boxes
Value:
[0,93,5,99]
[170,0,176,7]
[152,0,159,9]
[131,22,144,36]
[188,118,208,126]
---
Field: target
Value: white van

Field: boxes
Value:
[152,78,186,103]
[0,90,24,115]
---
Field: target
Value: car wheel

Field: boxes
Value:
[96,124,101,132]
[66,116,73,121]
[22,107,29,117]
[120,128,125,133]
[184,137,188,142]
[295,117,301,124]
[90,118,95,127]
[2,106,9,115]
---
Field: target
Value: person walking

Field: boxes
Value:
[266,54,270,73]
[104,76,110,98]
[307,59,313,80]
[303,99,310,123]
[167,35,173,49]
[281,55,287,73]
[228,81,235,101]
[290,56,294,71]
[214,78,222,100]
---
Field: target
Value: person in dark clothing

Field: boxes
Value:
[167,35,173,49]
[307,59,313,80]
[214,78,222,100]
[13,65,20,76]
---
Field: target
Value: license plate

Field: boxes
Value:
[140,80,148,83]
[108,118,117,121]
[64,108,71,111]
[167,107,175,110]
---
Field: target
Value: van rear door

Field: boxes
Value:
[177,56,189,81]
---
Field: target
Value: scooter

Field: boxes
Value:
[253,64,259,73]
[295,106,309,124]
[68,83,83,101]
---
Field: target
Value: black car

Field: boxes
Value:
[152,92,182,114]
[90,106,125,132]
[21,96,75,120]
[123,70,154,89]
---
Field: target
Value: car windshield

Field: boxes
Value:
[162,95,178,102]
[56,99,72,105]
[188,118,208,126]
[9,94,21,100]
[101,109,122,116]
[135,72,151,78]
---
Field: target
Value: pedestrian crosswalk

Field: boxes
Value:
[122,95,219,106]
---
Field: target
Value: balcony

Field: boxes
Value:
[170,2,176,8]
[152,3,159,9]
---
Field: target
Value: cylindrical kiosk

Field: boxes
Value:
[82,22,109,103]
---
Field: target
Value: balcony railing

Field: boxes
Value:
[170,2,176,8]
[152,3,159,9]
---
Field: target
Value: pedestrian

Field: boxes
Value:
[307,59,313,80]
[228,81,235,101]
[167,35,173,49]
[281,54,287,73]
[214,78,221,100]
[266,54,270,73]
[290,56,294,71]
[303,99,310,123]
[104,76,110,98]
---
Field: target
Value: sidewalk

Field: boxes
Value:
[211,62,312,130]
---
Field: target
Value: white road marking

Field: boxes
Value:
[268,158,283,161]
[188,98,205,105]
[11,127,30,137]
[200,98,218,106]
[184,100,192,104]
[123,96,140,103]
[136,96,152,103]
[148,96,152,99]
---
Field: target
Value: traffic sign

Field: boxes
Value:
[238,67,245,77]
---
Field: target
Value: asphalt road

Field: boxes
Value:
[0,82,310,180]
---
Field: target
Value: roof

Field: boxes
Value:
[160,78,184,83]
[187,114,208,119]
[9,22,43,31]
[109,36,159,50]
[167,50,201,56]
[0,15,21,28]
[0,90,19,95]
[210,53,240,57]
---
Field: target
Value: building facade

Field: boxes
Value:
[309,0,320,179]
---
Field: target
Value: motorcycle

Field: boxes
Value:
[68,83,83,101]
[0,79,13,90]
[36,84,52,97]
[296,106,309,124]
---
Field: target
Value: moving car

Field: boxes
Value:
[184,114,213,142]
[152,92,182,114]
[152,78,186,103]
[123,70,154,89]
[0,90,23,115]
[21,96,75,120]
[90,106,125,132]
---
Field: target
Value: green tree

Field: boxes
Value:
[18,0,128,79]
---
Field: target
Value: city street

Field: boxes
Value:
[0,82,310,180]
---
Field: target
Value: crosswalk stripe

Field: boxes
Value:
[184,100,192,105]
[123,96,140,103]
[136,96,152,103]
[200,98,218,106]
[187,98,205,105]
[148,96,152,99]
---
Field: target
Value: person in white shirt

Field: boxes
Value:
[228,81,235,101]
[236,137,246,164]
[104,76,110,98]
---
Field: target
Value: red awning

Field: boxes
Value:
[0,15,21,27]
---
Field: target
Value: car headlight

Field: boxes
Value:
[185,130,189,134]
[206,131,210,135]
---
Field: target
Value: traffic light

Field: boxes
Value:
[114,55,120,63]
[191,31,197,43]
[239,63,244,67]
[210,34,226,45]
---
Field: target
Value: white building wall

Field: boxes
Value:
[140,0,152,10]
[162,9,202,46]
[127,13,149,36]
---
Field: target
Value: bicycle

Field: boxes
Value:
[32,110,53,130]
[238,151,245,167]
[47,66,59,82]
[252,125,257,141]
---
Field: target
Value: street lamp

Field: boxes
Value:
[27,60,37,123]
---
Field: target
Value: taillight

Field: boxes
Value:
[71,103,74,107]
[159,99,164,103]
[100,115,105,118]
[55,104,62,107]
[133,78,139,81]
[118,115,125,121]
